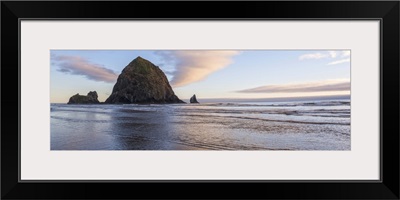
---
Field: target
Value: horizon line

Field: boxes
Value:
[50,94,350,104]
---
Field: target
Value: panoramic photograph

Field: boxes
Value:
[50,50,351,150]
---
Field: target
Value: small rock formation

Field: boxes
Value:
[68,91,100,104]
[105,56,185,104]
[190,94,199,103]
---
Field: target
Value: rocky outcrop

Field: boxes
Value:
[68,91,100,104]
[190,94,199,103]
[105,56,185,104]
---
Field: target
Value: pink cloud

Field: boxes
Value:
[52,55,118,83]
[156,51,239,87]
[237,79,350,93]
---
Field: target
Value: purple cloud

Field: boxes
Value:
[237,79,350,93]
[52,55,118,83]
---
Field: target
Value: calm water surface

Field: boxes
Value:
[51,99,350,150]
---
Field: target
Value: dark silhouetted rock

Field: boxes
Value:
[68,91,100,104]
[105,56,185,104]
[190,94,199,103]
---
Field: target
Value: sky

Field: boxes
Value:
[50,50,350,103]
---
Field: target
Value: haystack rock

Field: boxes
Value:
[105,56,184,104]
[190,94,199,103]
[68,91,100,104]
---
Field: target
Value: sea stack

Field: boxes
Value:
[105,56,184,104]
[190,94,199,103]
[68,91,100,104]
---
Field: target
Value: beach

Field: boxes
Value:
[51,99,350,150]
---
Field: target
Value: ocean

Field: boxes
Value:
[50,98,351,150]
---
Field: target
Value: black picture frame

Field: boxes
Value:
[2,1,399,199]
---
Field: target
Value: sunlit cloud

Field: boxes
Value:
[299,50,350,65]
[299,52,330,60]
[327,58,350,65]
[237,79,350,93]
[52,55,118,83]
[341,50,351,57]
[329,51,338,58]
[156,51,240,87]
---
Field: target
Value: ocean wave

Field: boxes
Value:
[179,101,350,108]
[173,108,350,118]
[174,114,350,126]
[51,116,110,123]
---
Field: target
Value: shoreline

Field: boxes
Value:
[51,94,350,105]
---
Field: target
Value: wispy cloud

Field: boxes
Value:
[341,50,350,57]
[156,51,239,87]
[52,55,118,83]
[327,58,351,65]
[299,52,330,60]
[237,79,350,93]
[329,51,338,58]
[299,50,350,65]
